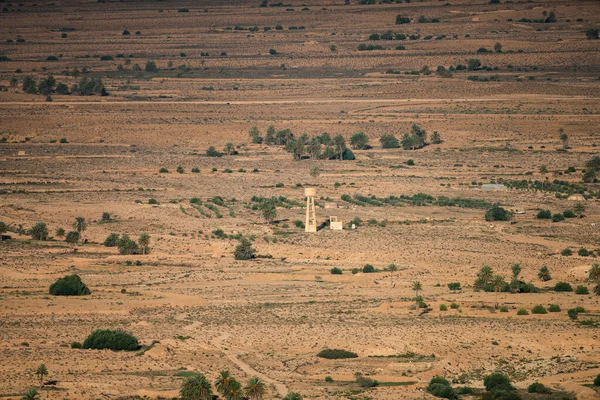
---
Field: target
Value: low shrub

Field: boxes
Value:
[552,213,565,222]
[531,305,547,314]
[49,274,91,296]
[450,302,459,309]
[517,309,529,315]
[362,264,375,273]
[528,382,551,394]
[536,209,551,219]
[578,248,590,257]
[554,282,573,292]
[575,285,589,294]
[428,376,455,399]
[317,348,358,359]
[499,306,509,312]
[83,329,139,351]
[567,308,578,320]
[439,304,448,311]
[71,341,82,349]
[561,248,573,256]
[548,304,561,312]
[330,267,342,275]
[325,376,333,382]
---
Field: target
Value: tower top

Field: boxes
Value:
[304,187,317,197]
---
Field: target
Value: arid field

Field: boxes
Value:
[1,0,600,399]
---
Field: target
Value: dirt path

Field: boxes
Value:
[212,333,289,397]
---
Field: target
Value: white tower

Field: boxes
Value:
[305,187,317,233]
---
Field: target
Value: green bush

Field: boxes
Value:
[427,377,455,399]
[148,198,158,205]
[362,264,375,273]
[528,382,551,393]
[450,302,459,309]
[325,375,333,382]
[499,306,509,312]
[485,205,511,221]
[567,308,578,320]
[548,304,561,312]
[145,61,158,72]
[49,274,91,296]
[380,133,399,149]
[594,374,600,386]
[563,209,575,218]
[355,373,378,388]
[561,248,573,256]
[575,285,589,294]
[552,213,565,222]
[439,304,448,311]
[531,305,547,314]
[71,341,82,349]
[317,348,358,359]
[65,231,79,244]
[484,372,514,392]
[30,222,49,240]
[282,393,303,400]
[330,267,342,275]
[180,373,213,400]
[578,248,590,257]
[536,209,551,219]
[554,282,573,292]
[191,167,200,173]
[517,309,529,315]
[159,167,168,173]
[104,233,119,247]
[83,329,139,351]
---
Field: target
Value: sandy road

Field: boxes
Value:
[212,332,289,397]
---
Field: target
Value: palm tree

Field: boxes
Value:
[589,263,600,283]
[21,389,39,400]
[55,227,65,238]
[539,165,548,189]
[574,202,585,217]
[537,266,551,282]
[138,233,151,255]
[492,275,505,308]
[259,200,277,224]
[72,216,87,240]
[282,393,303,400]
[215,370,232,396]
[225,379,243,400]
[333,134,346,160]
[36,364,47,386]
[412,281,422,297]
[224,142,236,155]
[475,265,493,289]
[181,374,213,400]
[244,377,266,400]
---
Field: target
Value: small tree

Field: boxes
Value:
[249,126,262,144]
[474,265,493,289]
[539,165,548,189]
[586,28,599,40]
[181,374,214,400]
[494,42,502,52]
[215,370,232,396]
[55,227,65,238]
[0,221,7,235]
[36,364,48,386]
[430,131,441,144]
[484,205,511,221]
[101,212,111,221]
[309,165,321,179]
[282,392,303,400]
[138,233,151,255]
[589,263,600,283]
[206,146,222,157]
[492,275,505,308]
[559,128,568,149]
[350,132,369,150]
[467,58,481,71]
[234,238,256,260]
[224,142,236,155]
[145,61,158,72]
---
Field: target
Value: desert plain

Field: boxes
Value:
[1,0,600,398]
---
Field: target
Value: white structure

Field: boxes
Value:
[329,216,343,230]
[305,187,317,233]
